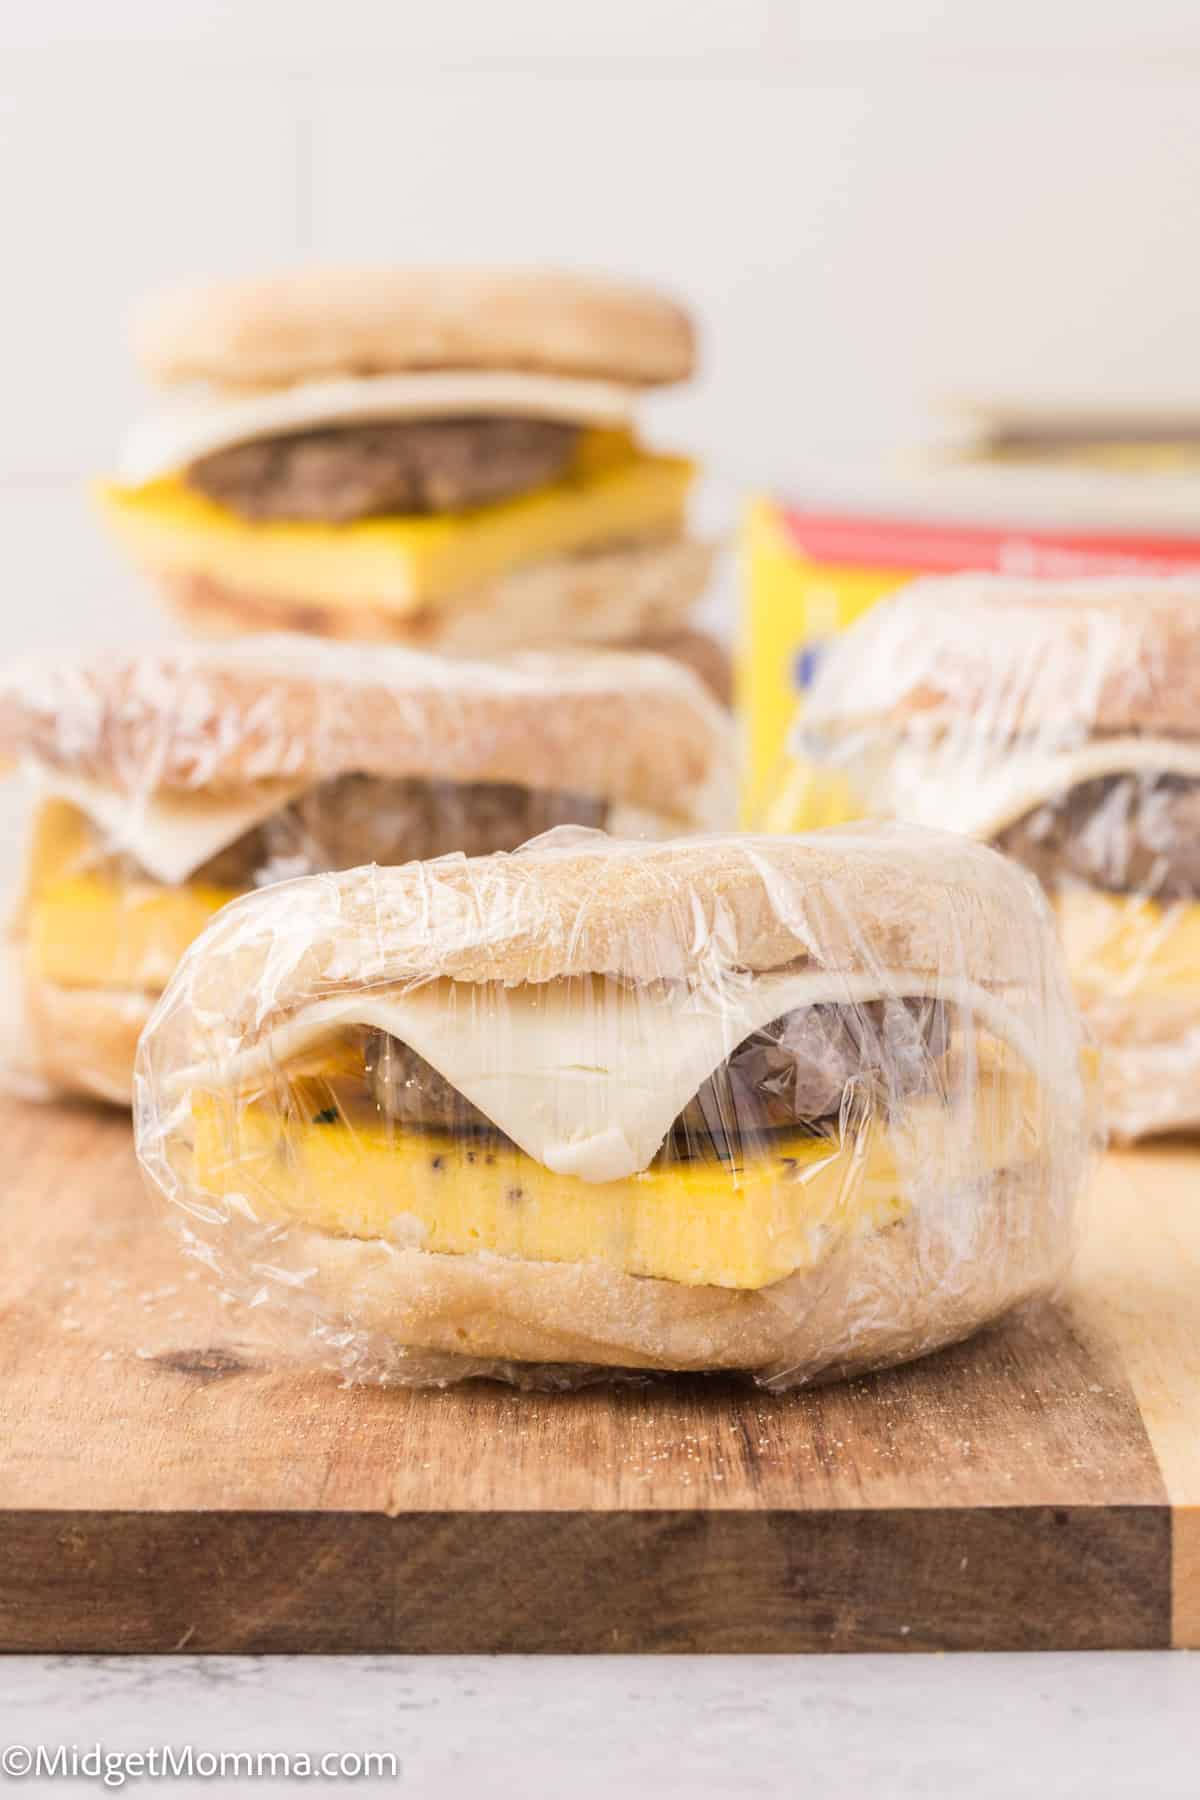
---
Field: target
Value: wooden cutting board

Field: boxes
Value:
[0,1094,1196,1654]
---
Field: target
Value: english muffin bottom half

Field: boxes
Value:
[0,635,730,1104]
[793,571,1200,1141]
[133,826,1093,1389]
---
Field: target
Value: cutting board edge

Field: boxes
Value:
[0,1502,1171,1655]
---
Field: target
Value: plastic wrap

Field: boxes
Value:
[0,634,731,1104]
[786,571,1200,1141]
[133,823,1092,1390]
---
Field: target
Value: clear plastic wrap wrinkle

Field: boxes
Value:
[789,572,1200,1141]
[133,825,1095,1390]
[0,634,731,1104]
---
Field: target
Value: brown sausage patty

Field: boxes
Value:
[994,771,1200,901]
[187,417,579,522]
[192,774,607,887]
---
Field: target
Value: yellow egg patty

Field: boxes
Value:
[94,432,695,615]
[190,1075,1033,1291]
[23,800,240,991]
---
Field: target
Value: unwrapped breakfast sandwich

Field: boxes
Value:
[791,571,1200,1139]
[93,267,725,696]
[134,825,1091,1388]
[0,636,730,1103]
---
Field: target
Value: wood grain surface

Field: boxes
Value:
[0,1097,1196,1653]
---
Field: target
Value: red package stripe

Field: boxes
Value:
[776,506,1200,576]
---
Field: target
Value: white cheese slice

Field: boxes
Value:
[33,767,308,886]
[874,735,1200,842]
[117,370,636,484]
[195,968,1049,1184]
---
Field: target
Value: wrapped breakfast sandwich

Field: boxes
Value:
[740,406,1200,817]
[0,636,730,1104]
[93,267,726,699]
[133,825,1092,1389]
[788,571,1200,1140]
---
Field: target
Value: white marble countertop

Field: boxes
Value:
[1,1653,1197,1796]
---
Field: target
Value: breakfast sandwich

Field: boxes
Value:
[0,635,731,1104]
[93,267,724,694]
[794,571,1200,1139]
[134,826,1089,1387]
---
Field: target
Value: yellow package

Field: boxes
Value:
[739,499,911,825]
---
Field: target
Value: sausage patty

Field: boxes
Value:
[994,771,1200,901]
[192,774,607,888]
[187,416,579,522]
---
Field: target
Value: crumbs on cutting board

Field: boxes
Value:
[40,1235,248,1368]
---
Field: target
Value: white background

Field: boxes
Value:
[2,0,1200,651]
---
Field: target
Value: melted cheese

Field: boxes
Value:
[876,736,1200,842]
[194,970,1046,1185]
[94,442,694,614]
[31,770,307,886]
[119,370,637,484]
[191,1077,1031,1291]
